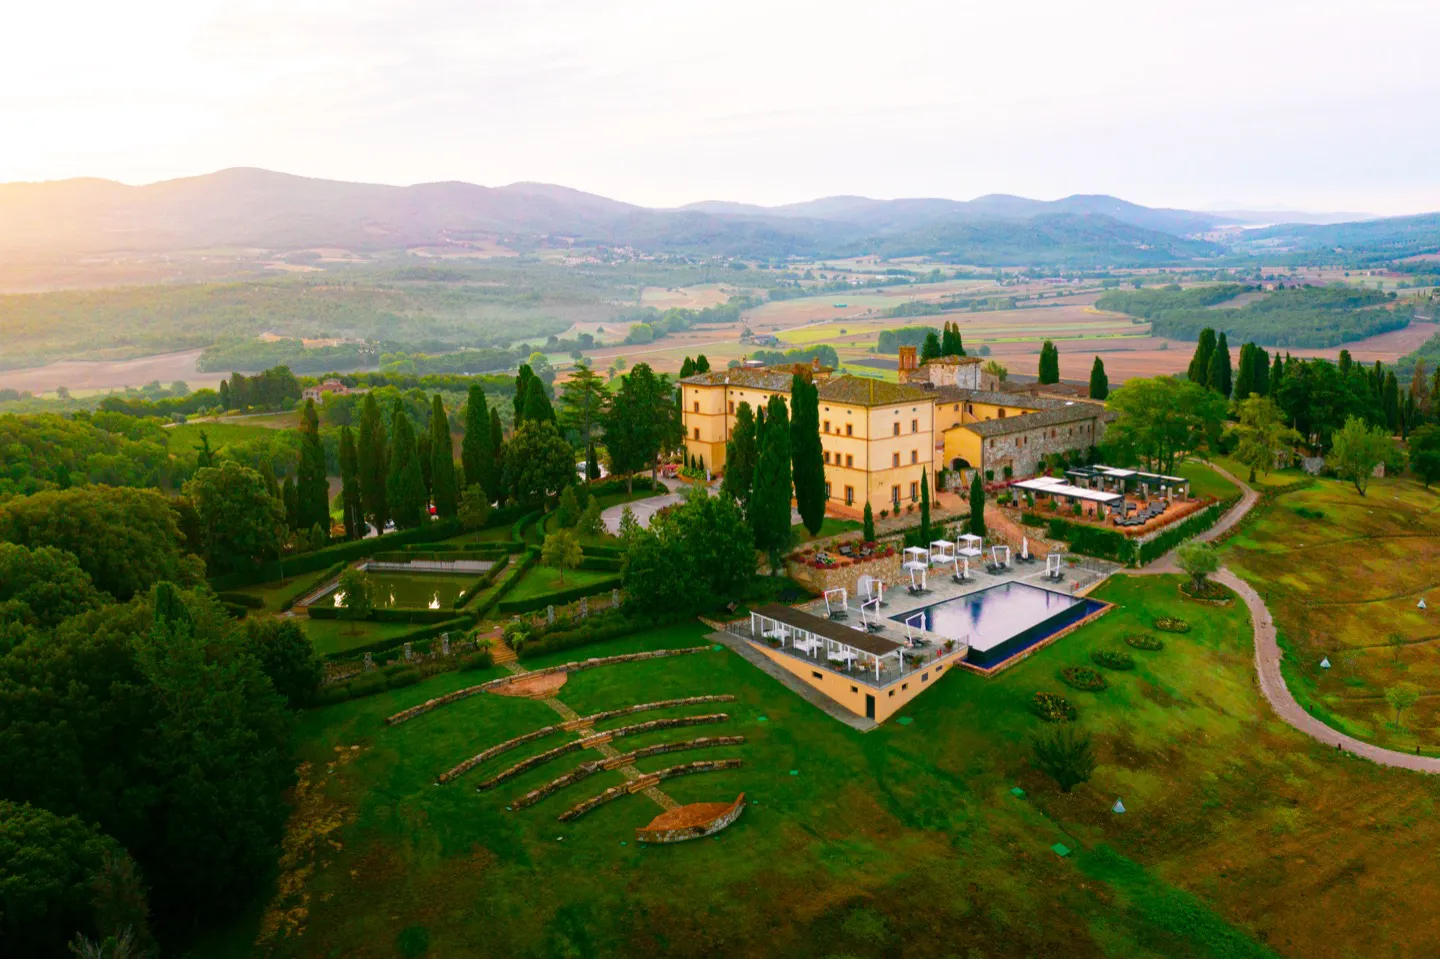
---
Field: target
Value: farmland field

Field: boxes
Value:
[195,574,1440,958]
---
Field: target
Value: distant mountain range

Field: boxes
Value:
[0,167,1434,268]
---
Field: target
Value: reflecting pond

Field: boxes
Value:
[333,572,473,610]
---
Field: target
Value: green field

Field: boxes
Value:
[197,572,1440,957]
[504,566,618,605]
[1224,473,1440,752]
[1175,460,1243,501]
[300,617,430,657]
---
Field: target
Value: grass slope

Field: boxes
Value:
[202,573,1440,957]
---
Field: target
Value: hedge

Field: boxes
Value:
[1046,518,1133,564]
[319,617,473,661]
[209,520,463,591]
[281,561,349,612]
[586,476,659,498]
[517,610,686,660]
[580,543,626,559]
[216,591,265,609]
[306,605,465,625]
[314,663,424,705]
[512,510,544,545]
[1133,497,1233,566]
[577,555,623,572]
[221,602,251,620]
[471,549,540,621]
[497,574,623,615]
[454,554,510,610]
[372,549,499,563]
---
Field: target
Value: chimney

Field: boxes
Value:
[898,345,918,373]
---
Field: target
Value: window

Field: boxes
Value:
[998,409,1006,418]
[823,420,830,433]
[892,485,901,505]
[922,672,930,682]
[892,452,900,467]
[888,690,895,697]
[812,671,823,680]
[850,685,858,694]
[693,427,700,439]
[965,403,973,414]
[911,418,918,433]
[846,423,853,436]
[845,454,853,468]
[693,401,700,413]
[825,481,832,498]
[953,404,959,411]
[893,423,900,436]
[902,682,909,690]
[845,485,854,505]
[824,451,831,464]
[911,450,918,464]
[910,481,918,501]
[728,401,734,413]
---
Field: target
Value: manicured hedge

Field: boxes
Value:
[1047,518,1133,564]
[216,591,265,609]
[306,605,464,625]
[372,549,498,563]
[319,617,472,661]
[314,663,424,705]
[585,476,659,498]
[517,610,687,660]
[580,543,626,559]
[577,555,623,572]
[512,510,544,545]
[209,521,463,590]
[1134,499,1231,566]
[221,602,251,620]
[454,554,510,610]
[470,549,540,621]
[281,561,349,612]
[496,575,623,614]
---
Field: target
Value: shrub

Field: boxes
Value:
[1154,617,1190,633]
[1031,725,1096,792]
[1180,578,1230,601]
[1295,506,1325,519]
[1091,649,1136,670]
[457,648,494,671]
[216,591,265,609]
[1124,633,1164,651]
[1060,665,1108,691]
[1030,691,1077,723]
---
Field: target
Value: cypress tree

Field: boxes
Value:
[919,468,931,544]
[1038,340,1060,384]
[259,458,280,503]
[218,378,231,410]
[489,408,506,504]
[339,426,364,540]
[357,391,388,530]
[523,376,556,423]
[430,394,459,518]
[1217,332,1233,397]
[1233,343,1254,400]
[296,398,329,535]
[722,401,759,506]
[695,354,710,373]
[1252,344,1270,397]
[416,432,433,502]
[789,373,826,536]
[1188,328,1217,386]
[386,402,426,529]
[585,442,600,481]
[460,384,493,498]
[1268,352,1284,398]
[514,364,535,425]
[863,501,875,542]
[1338,349,1353,377]
[1088,356,1108,400]
[920,330,942,362]
[680,357,696,378]
[1207,333,1231,397]
[1384,371,1400,432]
[282,475,298,531]
[750,393,793,570]
[967,470,986,538]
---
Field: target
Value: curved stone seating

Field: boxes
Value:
[386,646,713,726]
[637,794,747,843]
[510,736,746,810]
[475,714,730,791]
[434,696,736,783]
[558,759,745,822]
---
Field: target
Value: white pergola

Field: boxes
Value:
[904,545,929,567]
[749,604,905,682]
[957,533,983,558]
[1011,478,1125,516]
[929,539,956,565]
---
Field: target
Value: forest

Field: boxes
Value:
[1098,283,1413,347]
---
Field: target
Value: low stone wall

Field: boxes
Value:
[637,793,747,844]
[433,695,735,783]
[386,646,711,726]
[510,736,745,810]
[476,714,730,790]
[558,759,745,822]
[785,550,904,598]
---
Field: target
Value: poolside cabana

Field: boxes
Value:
[749,604,906,682]
[929,539,956,565]
[904,545,930,567]
[1012,478,1125,518]
[957,534,983,559]
[1093,465,1190,500]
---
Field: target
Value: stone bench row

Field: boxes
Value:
[433,695,735,783]
[558,759,745,822]
[510,736,746,810]
[475,714,730,791]
[385,646,712,726]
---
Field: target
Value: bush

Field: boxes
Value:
[1180,579,1231,601]
[1060,665,1109,691]
[319,617,473,661]
[1154,617,1190,633]
[454,554,510,609]
[1030,691,1077,723]
[1294,506,1325,520]
[1091,649,1136,670]
[516,609,684,659]
[457,648,494,671]
[1031,725,1096,793]
[496,575,623,614]
[1124,633,1164,651]
[216,591,265,609]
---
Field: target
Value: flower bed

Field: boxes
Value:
[1060,666,1109,691]
[1030,691,1077,723]
[1091,649,1136,671]
[1154,617,1191,633]
[1179,579,1233,604]
[789,539,897,569]
[1124,633,1164,651]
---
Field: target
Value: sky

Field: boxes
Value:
[4,0,1440,215]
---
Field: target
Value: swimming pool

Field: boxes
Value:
[892,582,1106,668]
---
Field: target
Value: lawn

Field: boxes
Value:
[1210,453,1309,490]
[791,516,863,544]
[504,565,618,605]
[1175,459,1242,501]
[167,419,294,454]
[234,575,326,612]
[300,617,426,657]
[1223,472,1440,752]
[198,572,1440,957]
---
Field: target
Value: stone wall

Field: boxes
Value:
[982,416,1107,479]
[785,550,904,597]
[510,736,745,810]
[636,794,748,844]
[558,759,745,822]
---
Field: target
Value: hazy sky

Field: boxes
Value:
[5,0,1439,214]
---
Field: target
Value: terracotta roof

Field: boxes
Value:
[680,367,796,391]
[920,354,981,366]
[816,375,931,407]
[751,604,903,656]
[960,403,1109,437]
[930,386,1068,410]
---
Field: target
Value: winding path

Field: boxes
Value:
[1130,461,1440,773]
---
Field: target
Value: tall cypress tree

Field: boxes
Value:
[721,401,759,506]
[1207,332,1232,398]
[489,408,506,505]
[338,426,364,539]
[1188,328,1217,387]
[296,398,329,535]
[282,475,298,531]
[694,354,711,373]
[585,442,600,481]
[1088,356,1108,400]
[430,394,459,518]
[1234,343,1254,400]
[1268,352,1284,398]
[416,432,433,503]
[789,373,826,536]
[386,402,426,529]
[1252,344,1270,398]
[357,391,388,530]
[1383,371,1400,432]
[514,364,536,425]
[1038,340,1060,384]
[523,377,556,424]
[919,468,931,544]
[680,357,697,378]
[920,330,942,361]
[967,470,986,538]
[460,384,493,497]
[750,393,793,569]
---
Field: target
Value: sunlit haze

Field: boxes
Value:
[4,0,1440,211]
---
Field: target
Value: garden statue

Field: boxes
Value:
[403,642,413,662]
[547,605,556,625]
[579,596,589,619]
[363,652,374,671]
[612,588,620,605]
[441,634,450,657]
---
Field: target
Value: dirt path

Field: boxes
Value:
[1125,461,1440,773]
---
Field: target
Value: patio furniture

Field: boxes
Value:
[823,587,849,621]
[792,636,821,656]
[904,561,931,595]
[952,557,972,584]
